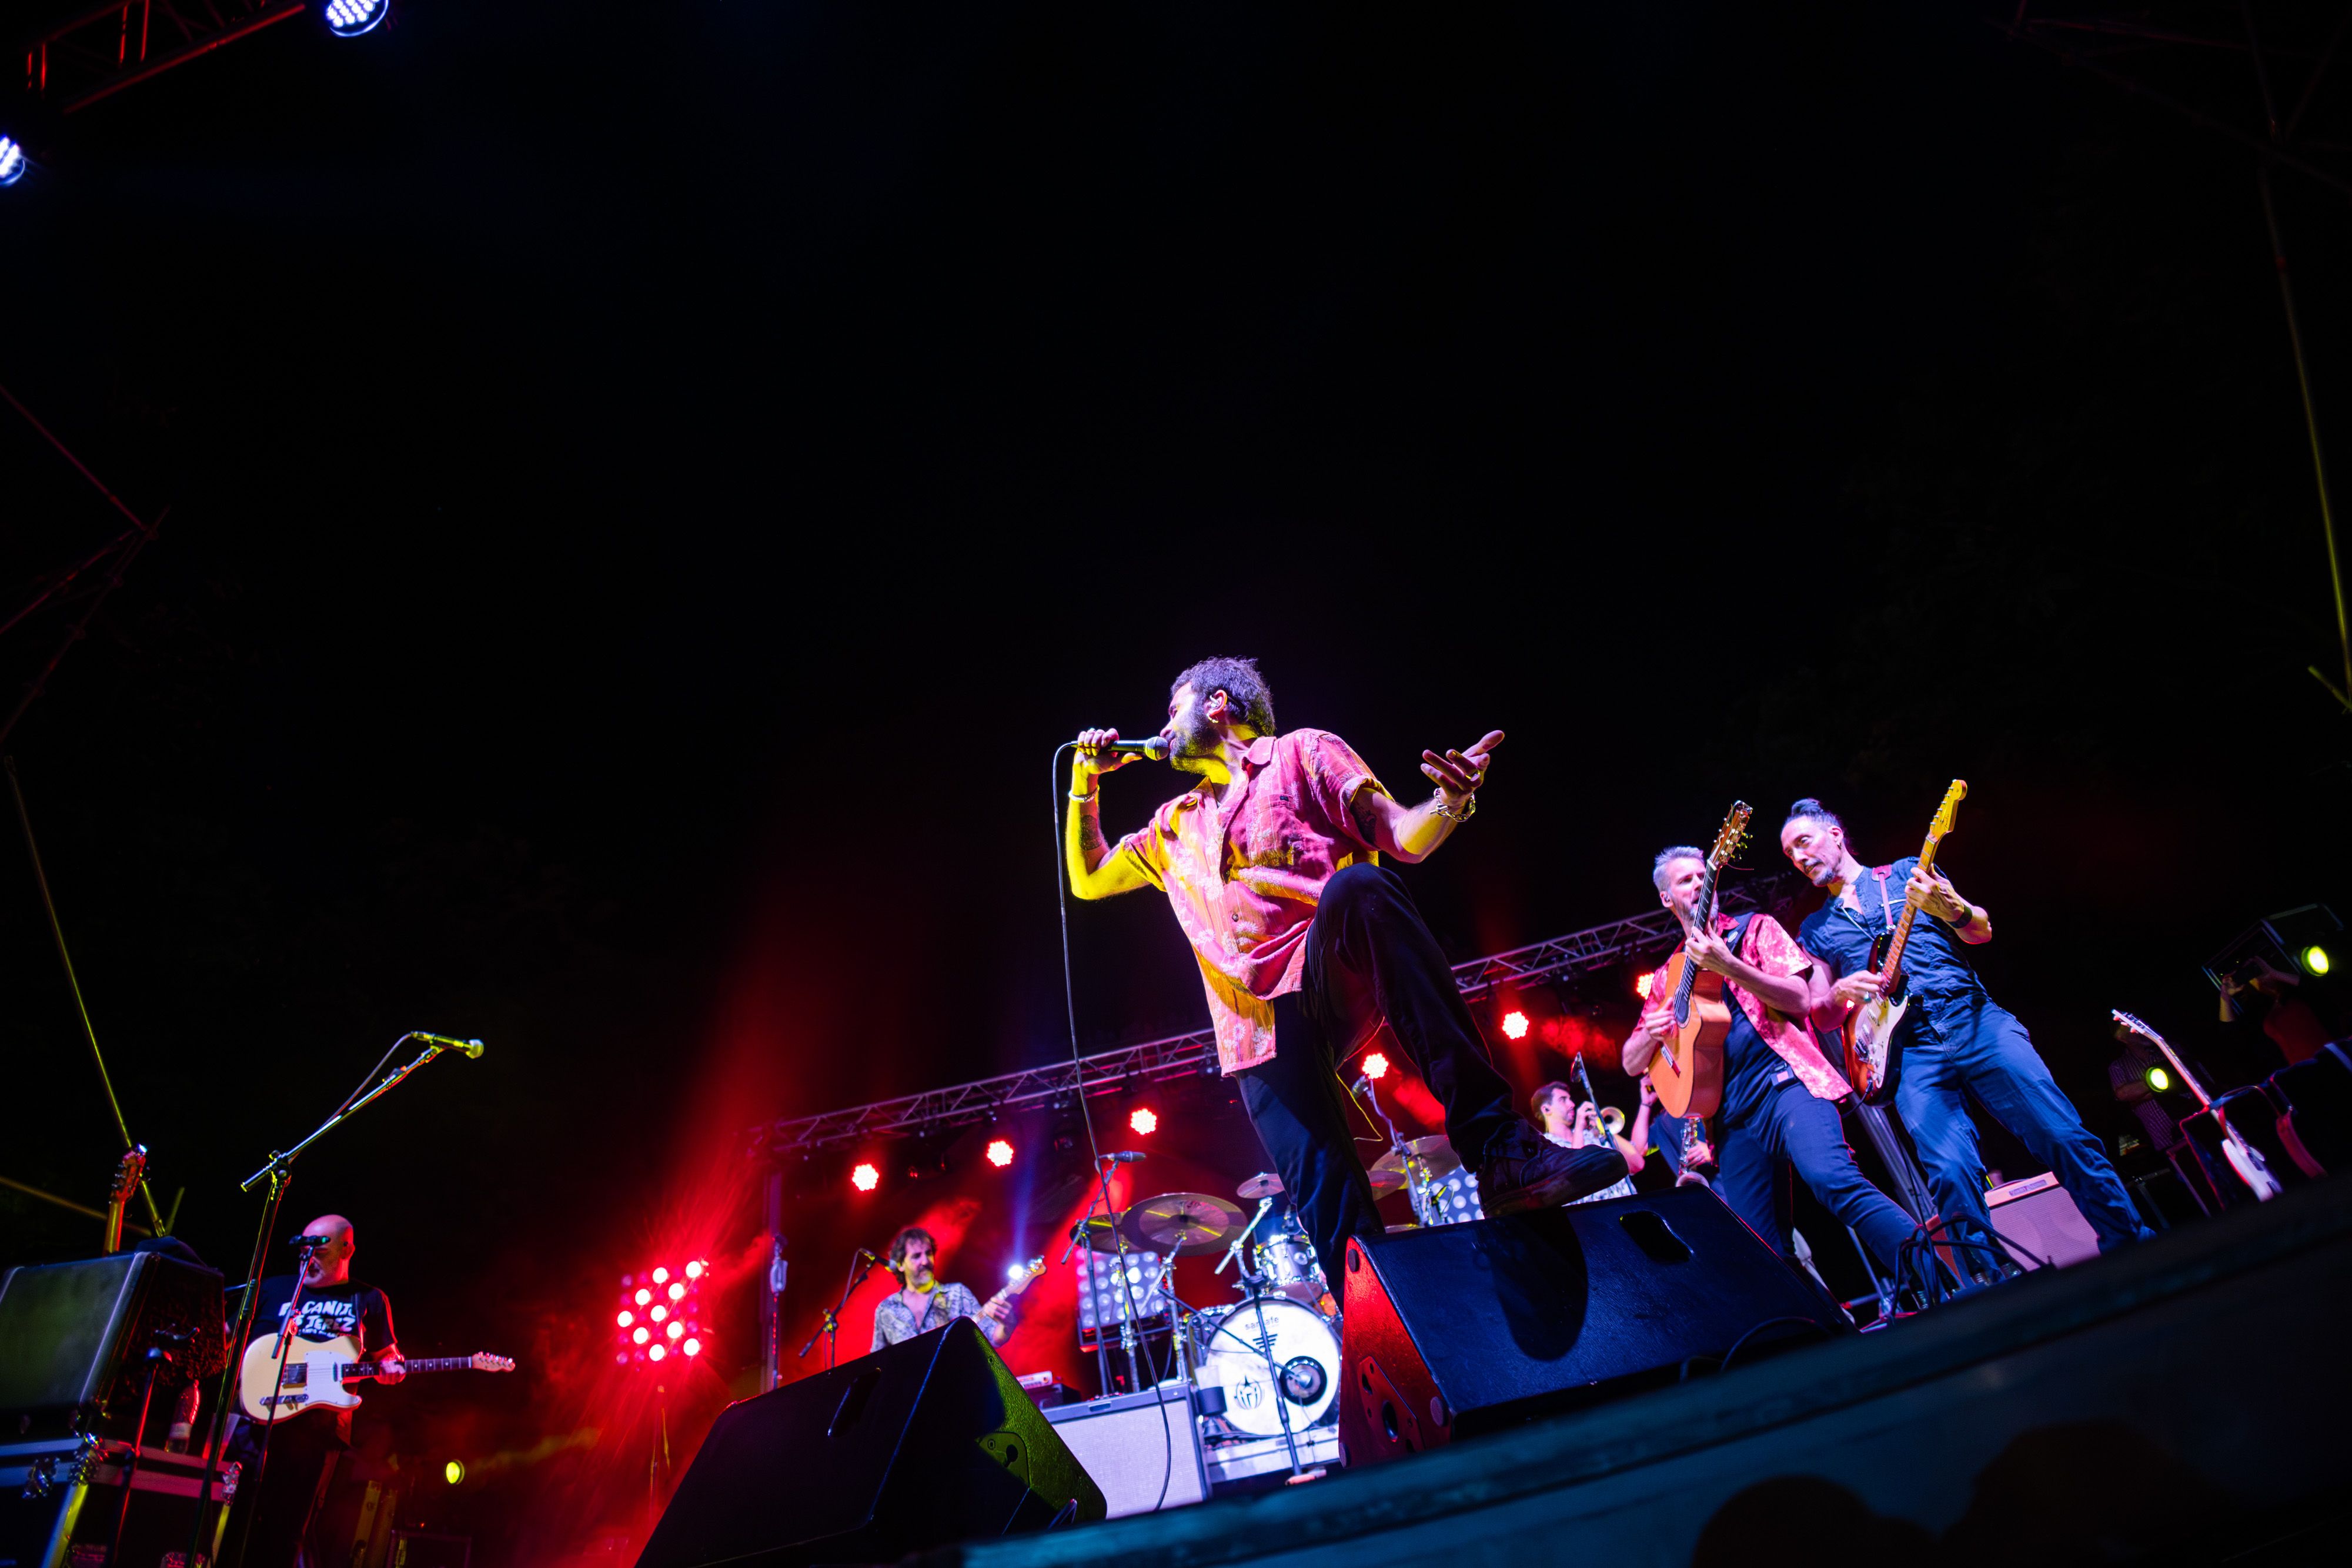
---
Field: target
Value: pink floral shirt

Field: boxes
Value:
[1116,730,1385,1074]
[1635,912,1850,1106]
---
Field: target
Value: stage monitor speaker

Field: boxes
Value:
[0,1250,226,1440]
[1985,1172,2102,1270]
[637,1319,1105,1568]
[1339,1191,1847,1467]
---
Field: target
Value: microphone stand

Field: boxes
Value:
[800,1251,879,1370]
[187,1036,473,1568]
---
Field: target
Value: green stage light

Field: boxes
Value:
[2301,944,2332,977]
[445,1459,465,1485]
[2146,1066,2172,1094]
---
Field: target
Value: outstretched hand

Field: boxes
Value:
[1422,730,1504,801]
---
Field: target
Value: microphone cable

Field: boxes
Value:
[1050,741,1176,1511]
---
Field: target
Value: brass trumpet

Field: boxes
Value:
[1599,1105,1627,1138]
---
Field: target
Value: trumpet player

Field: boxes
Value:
[1531,1079,1651,1205]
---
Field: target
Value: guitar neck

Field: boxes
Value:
[343,1356,475,1379]
[1875,829,1949,989]
[1671,870,1720,1008]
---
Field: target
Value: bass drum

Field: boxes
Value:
[1194,1295,1339,1439]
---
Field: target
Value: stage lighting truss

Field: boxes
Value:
[1075,1248,1165,1345]
[322,0,390,36]
[26,0,310,115]
[615,1262,707,1367]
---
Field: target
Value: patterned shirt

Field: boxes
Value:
[870,1282,988,1352]
[1115,729,1386,1074]
[1635,912,1850,1105]
[1545,1131,1638,1204]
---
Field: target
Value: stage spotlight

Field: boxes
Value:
[1362,1051,1389,1080]
[632,1326,650,1345]
[615,1310,633,1328]
[633,1287,652,1306]
[667,1281,686,1302]
[851,1162,880,1192]
[2302,944,2333,977]
[1635,972,1655,999]
[0,138,24,188]
[1501,1010,1529,1040]
[649,1305,666,1323]
[648,1342,666,1361]
[322,0,390,38]
[985,1138,1015,1168]
[444,1460,465,1486]
[683,1338,701,1357]
[684,1260,704,1280]
[2147,1065,2173,1094]
[666,1320,684,1340]
[1129,1108,1158,1135]
[651,1266,669,1285]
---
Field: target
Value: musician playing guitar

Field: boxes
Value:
[224,1215,403,1568]
[871,1227,1014,1350]
[1622,847,1917,1276]
[1782,798,2153,1268]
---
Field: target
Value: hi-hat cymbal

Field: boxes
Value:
[1122,1193,1246,1255]
[1236,1172,1285,1201]
[1368,1135,1462,1189]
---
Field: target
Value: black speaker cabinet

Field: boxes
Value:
[1339,1191,1849,1466]
[0,1251,226,1442]
[637,1318,1105,1567]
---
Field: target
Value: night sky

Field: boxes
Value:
[5,3,2351,1560]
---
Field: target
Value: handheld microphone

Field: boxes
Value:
[1088,737,1169,760]
[1100,1150,1148,1164]
[410,1032,486,1059]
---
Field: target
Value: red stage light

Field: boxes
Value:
[851,1162,880,1192]
[985,1139,1015,1168]
[1129,1108,1157,1135]
[1635,972,1654,999]
[615,1310,633,1328]
[666,1320,684,1340]
[1501,1010,1530,1040]
[682,1338,701,1358]
[633,1287,652,1306]
[667,1281,686,1302]
[648,1343,667,1362]
[684,1260,704,1281]
[650,1305,667,1322]
[1362,1052,1389,1080]
[632,1326,650,1346]
[650,1266,670,1285]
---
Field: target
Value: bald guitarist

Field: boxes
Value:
[1623,846,1916,1276]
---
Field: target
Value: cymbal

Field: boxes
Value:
[1368,1135,1462,1189]
[1070,1214,1126,1254]
[1366,1163,1408,1198]
[1236,1172,1285,1201]
[1122,1193,1246,1256]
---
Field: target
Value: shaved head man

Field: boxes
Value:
[223,1213,403,1567]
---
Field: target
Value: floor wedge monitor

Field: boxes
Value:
[637,1318,1105,1567]
[1339,1190,1849,1467]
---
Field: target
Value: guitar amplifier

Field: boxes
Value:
[1040,1383,1208,1517]
[1985,1172,2102,1270]
[0,1251,226,1442]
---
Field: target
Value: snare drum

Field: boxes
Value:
[1252,1215,1326,1303]
[1194,1295,1340,1438]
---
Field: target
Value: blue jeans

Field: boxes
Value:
[1713,1082,1918,1275]
[1893,989,2153,1256]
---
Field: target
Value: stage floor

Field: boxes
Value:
[919,1176,2352,1567]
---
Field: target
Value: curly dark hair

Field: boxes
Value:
[1171,657,1277,735]
[887,1225,936,1274]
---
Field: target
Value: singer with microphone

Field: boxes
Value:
[869,1227,1012,1352]
[1068,657,1626,1283]
[222,1215,403,1568]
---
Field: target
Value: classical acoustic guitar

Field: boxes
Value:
[239,1333,514,1423]
[1648,801,1752,1119]
[1843,780,1966,1104]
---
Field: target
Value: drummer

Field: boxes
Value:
[1531,1079,1651,1205]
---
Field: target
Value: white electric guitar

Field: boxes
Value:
[239,1333,515,1423]
[1844,780,1967,1104]
[2112,1009,2283,1202]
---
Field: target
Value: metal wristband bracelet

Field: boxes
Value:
[1431,790,1476,823]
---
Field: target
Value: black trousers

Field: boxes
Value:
[224,1410,342,1568]
[1237,862,1529,1277]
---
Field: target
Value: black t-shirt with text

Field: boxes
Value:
[245,1275,395,1443]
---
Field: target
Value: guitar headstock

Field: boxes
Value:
[1005,1256,1049,1295]
[1707,802,1753,869]
[472,1352,517,1373]
[1923,780,1967,851]
[109,1146,146,1206]
[2111,1008,2161,1047]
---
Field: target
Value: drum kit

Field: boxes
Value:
[1070,1136,1468,1453]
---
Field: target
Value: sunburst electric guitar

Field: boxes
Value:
[1843,780,1967,1104]
[2111,1009,2281,1202]
[1648,802,1753,1119]
[239,1335,515,1423]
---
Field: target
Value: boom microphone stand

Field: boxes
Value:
[185,1032,481,1568]
[800,1249,880,1370]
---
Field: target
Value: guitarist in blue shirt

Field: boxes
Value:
[1780,799,2152,1272]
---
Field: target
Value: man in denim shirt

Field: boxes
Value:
[1780,798,2151,1271]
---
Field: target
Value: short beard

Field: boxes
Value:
[1167,708,1222,767]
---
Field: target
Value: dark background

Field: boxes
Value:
[4,2,2351,1561]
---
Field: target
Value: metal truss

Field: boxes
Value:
[25,0,308,115]
[744,873,1800,1160]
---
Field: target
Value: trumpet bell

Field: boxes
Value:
[1600,1106,1627,1136]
